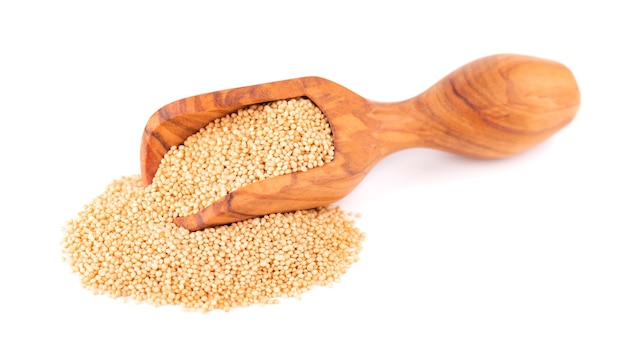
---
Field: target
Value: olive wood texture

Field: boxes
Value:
[140,54,580,230]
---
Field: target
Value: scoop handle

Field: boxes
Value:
[370,54,580,159]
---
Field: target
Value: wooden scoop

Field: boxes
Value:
[140,54,580,230]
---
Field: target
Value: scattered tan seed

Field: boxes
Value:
[62,97,365,312]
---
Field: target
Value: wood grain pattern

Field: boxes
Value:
[140,54,580,230]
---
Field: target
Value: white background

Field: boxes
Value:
[2,1,624,345]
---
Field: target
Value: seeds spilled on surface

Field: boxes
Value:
[62,97,364,312]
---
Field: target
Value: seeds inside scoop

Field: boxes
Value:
[62,97,365,312]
